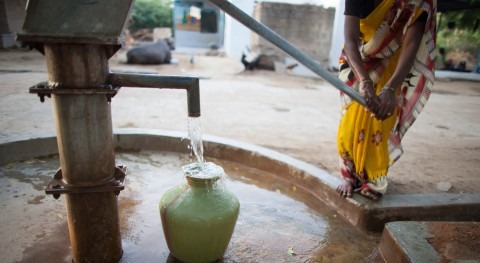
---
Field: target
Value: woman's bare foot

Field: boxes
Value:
[336,180,353,198]
[359,187,380,200]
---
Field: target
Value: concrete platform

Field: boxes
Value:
[435,70,480,82]
[378,221,480,262]
[1,129,479,234]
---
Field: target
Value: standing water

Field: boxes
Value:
[0,151,382,262]
[0,117,382,262]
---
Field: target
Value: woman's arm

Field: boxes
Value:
[376,18,426,120]
[344,15,380,111]
[344,16,370,82]
[387,20,426,89]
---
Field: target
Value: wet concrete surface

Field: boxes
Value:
[379,221,480,262]
[0,151,382,262]
[1,131,479,262]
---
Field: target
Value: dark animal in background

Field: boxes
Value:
[126,38,175,65]
[241,52,256,70]
[241,52,276,71]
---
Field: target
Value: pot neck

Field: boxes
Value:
[186,175,220,189]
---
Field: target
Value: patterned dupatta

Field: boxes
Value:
[338,0,437,163]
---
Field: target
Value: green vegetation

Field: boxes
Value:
[437,9,480,53]
[128,0,173,32]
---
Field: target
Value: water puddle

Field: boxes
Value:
[0,152,382,262]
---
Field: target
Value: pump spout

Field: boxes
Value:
[108,73,201,117]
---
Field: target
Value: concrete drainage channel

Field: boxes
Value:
[1,129,479,262]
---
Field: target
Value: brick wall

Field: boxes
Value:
[251,2,334,64]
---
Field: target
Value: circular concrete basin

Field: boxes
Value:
[0,129,381,262]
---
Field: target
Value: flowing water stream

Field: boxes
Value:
[188,117,204,163]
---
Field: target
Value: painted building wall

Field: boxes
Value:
[251,2,335,64]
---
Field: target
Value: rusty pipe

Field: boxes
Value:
[44,43,122,263]
[108,73,201,117]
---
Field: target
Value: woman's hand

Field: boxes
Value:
[376,87,396,120]
[373,18,425,121]
[359,80,380,113]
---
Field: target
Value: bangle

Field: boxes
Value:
[361,79,373,85]
[382,86,396,93]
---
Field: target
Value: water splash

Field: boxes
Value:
[186,118,227,189]
[182,162,225,179]
[182,162,226,190]
[188,117,204,163]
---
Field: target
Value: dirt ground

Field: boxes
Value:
[1,47,479,196]
[427,222,480,262]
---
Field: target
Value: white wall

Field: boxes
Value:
[259,0,337,8]
[223,0,255,60]
[328,0,344,70]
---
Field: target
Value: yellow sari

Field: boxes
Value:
[337,0,436,194]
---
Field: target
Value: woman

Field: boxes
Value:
[336,0,437,199]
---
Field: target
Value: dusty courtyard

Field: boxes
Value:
[1,47,479,196]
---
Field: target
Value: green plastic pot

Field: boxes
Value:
[160,162,240,263]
